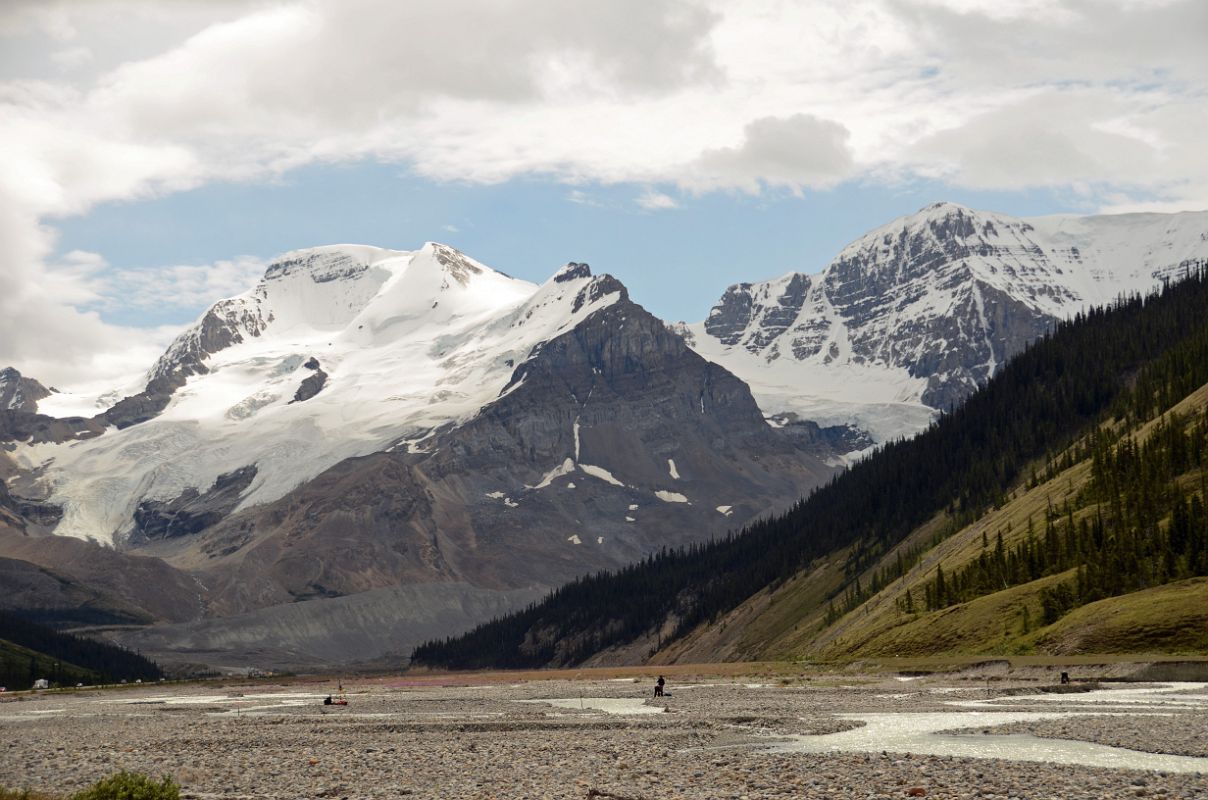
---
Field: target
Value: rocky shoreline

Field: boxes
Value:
[2,673,1206,799]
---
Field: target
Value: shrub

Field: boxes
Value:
[69,772,179,800]
[0,790,58,800]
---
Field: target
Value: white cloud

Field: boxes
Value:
[441,224,460,234]
[908,90,1208,210]
[688,114,854,194]
[0,188,176,387]
[636,189,679,210]
[64,252,268,314]
[566,189,602,207]
[1,0,1206,382]
[50,45,92,70]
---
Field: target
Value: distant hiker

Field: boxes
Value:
[654,676,665,698]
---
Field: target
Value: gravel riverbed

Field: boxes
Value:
[2,674,1207,799]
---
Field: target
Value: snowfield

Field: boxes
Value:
[16,245,622,545]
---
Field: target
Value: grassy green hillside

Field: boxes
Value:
[0,637,100,690]
[700,379,1208,663]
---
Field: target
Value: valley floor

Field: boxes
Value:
[3,667,1208,799]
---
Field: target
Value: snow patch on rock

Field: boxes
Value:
[580,464,625,487]
[527,458,576,490]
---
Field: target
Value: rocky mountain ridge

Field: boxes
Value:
[687,202,1208,447]
[0,368,51,414]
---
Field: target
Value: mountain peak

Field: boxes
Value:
[553,262,592,283]
[421,242,490,287]
[261,244,401,284]
[920,200,973,216]
[0,366,51,413]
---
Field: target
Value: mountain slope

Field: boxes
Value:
[413,266,1208,669]
[16,244,577,543]
[106,269,832,666]
[791,372,1208,662]
[687,204,1208,449]
[5,245,836,667]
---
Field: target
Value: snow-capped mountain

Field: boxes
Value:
[16,244,638,544]
[2,243,834,666]
[686,203,1208,448]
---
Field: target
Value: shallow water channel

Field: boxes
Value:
[772,683,1208,773]
[518,697,666,715]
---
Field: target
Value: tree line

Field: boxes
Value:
[0,610,162,689]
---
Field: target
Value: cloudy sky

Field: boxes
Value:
[1,0,1205,386]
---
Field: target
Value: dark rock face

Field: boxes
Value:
[748,274,811,351]
[291,367,327,403]
[0,409,105,444]
[765,413,875,454]
[147,299,267,387]
[554,262,592,283]
[0,479,21,531]
[0,367,50,413]
[5,496,63,530]
[703,283,755,345]
[263,249,370,284]
[823,209,1058,407]
[0,369,93,447]
[910,281,1051,409]
[131,466,257,543]
[101,377,179,430]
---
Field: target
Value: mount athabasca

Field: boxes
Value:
[0,243,835,668]
[2,202,1207,669]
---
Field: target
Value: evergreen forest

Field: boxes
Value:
[0,610,162,690]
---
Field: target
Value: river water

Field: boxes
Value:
[773,682,1208,773]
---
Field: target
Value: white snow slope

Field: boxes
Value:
[15,244,622,544]
[687,203,1208,449]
